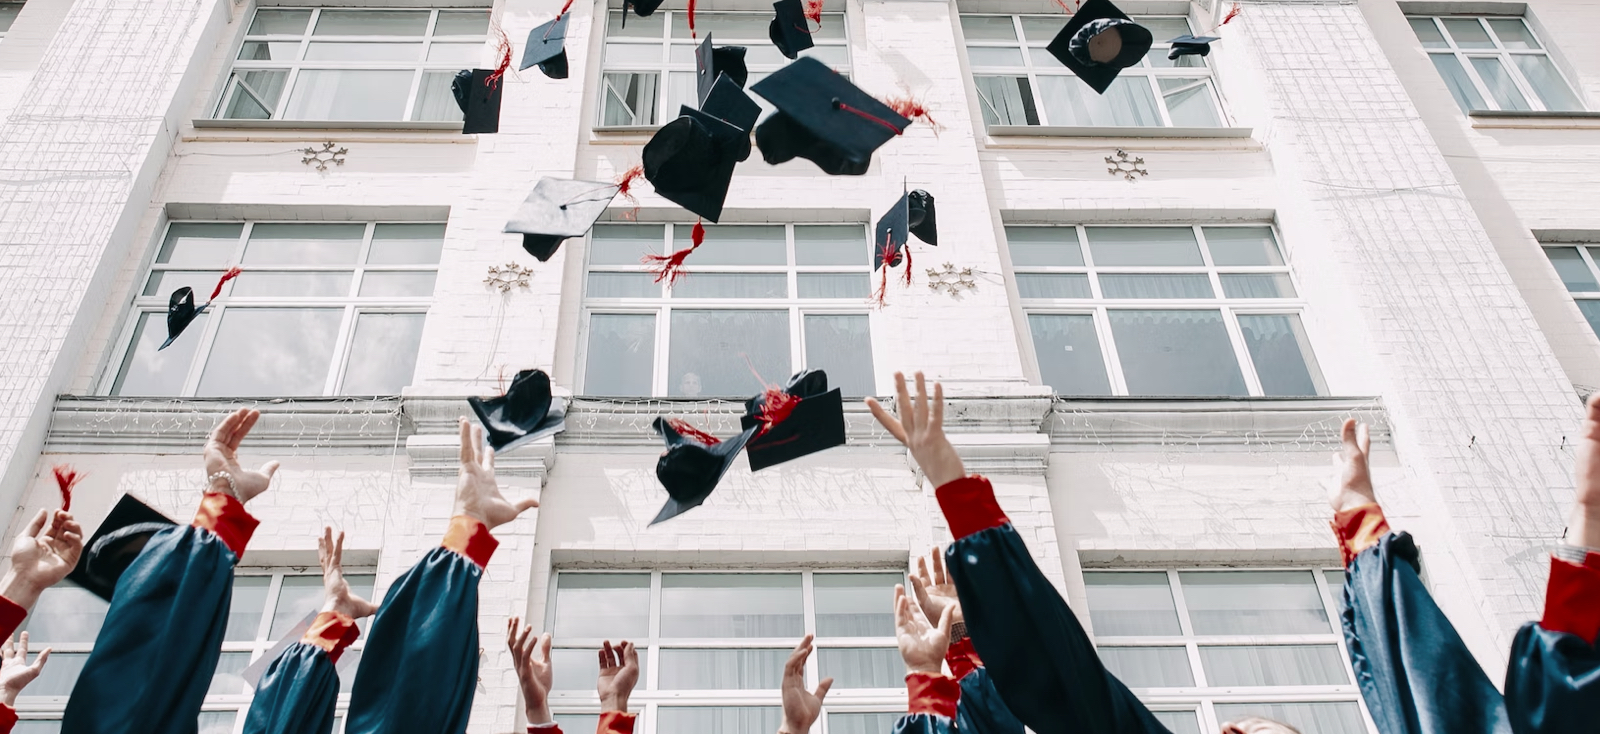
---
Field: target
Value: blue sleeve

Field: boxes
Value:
[241,643,341,734]
[956,667,1024,734]
[893,713,958,734]
[1504,622,1600,733]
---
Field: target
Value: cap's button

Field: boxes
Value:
[830,97,843,109]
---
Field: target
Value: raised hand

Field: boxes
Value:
[779,635,832,734]
[0,632,49,706]
[204,408,280,502]
[1569,394,1600,548]
[909,547,961,627]
[0,509,84,610]
[454,419,539,530]
[318,527,376,620]
[1329,419,1377,514]
[597,640,639,714]
[895,583,952,675]
[507,618,553,725]
[866,372,965,488]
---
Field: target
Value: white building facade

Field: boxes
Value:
[0,0,1596,731]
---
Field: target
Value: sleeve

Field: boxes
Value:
[935,476,1172,734]
[0,597,26,642]
[891,672,960,734]
[598,712,635,734]
[527,724,563,733]
[0,703,15,734]
[344,516,496,734]
[1503,551,1600,734]
[61,493,259,734]
[241,612,360,734]
[944,637,1024,734]
[1336,513,1511,734]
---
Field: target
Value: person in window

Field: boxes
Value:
[240,527,377,734]
[342,417,540,734]
[678,371,704,398]
[909,549,1024,734]
[866,372,1300,734]
[62,408,274,734]
[779,634,833,734]
[504,618,642,734]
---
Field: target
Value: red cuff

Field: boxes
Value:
[193,492,259,558]
[528,725,562,734]
[906,671,960,719]
[1541,553,1600,645]
[599,711,636,734]
[935,476,1009,540]
[0,596,26,641]
[301,611,361,664]
[1330,503,1390,567]
[441,515,498,569]
[0,702,15,732]
[945,636,981,680]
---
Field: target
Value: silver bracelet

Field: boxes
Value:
[206,471,238,500]
[1554,543,1599,565]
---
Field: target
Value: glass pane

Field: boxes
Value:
[1016,274,1091,298]
[1038,75,1162,127]
[1098,274,1214,299]
[608,42,666,64]
[1512,54,1583,111]
[1020,16,1063,42]
[1086,227,1202,266]
[591,224,664,264]
[1214,703,1367,734]
[1151,711,1203,734]
[337,649,362,690]
[143,271,225,297]
[667,310,790,397]
[196,308,343,397]
[244,223,364,264]
[112,311,206,397]
[1082,572,1181,636]
[1200,645,1349,686]
[158,223,243,266]
[974,76,1038,126]
[681,225,786,265]
[222,70,288,119]
[341,313,425,394]
[815,573,900,636]
[1180,570,1330,635]
[657,707,781,734]
[588,273,661,298]
[552,648,649,691]
[368,224,445,264]
[807,13,847,41]
[284,69,415,121]
[584,314,655,396]
[226,576,271,641]
[1204,227,1283,266]
[1147,47,1205,69]
[1098,647,1195,687]
[238,41,300,61]
[209,652,251,695]
[1138,18,1192,39]
[960,16,1017,42]
[434,11,490,36]
[1488,18,1539,48]
[232,272,352,297]
[1577,301,1600,338]
[554,573,651,638]
[314,10,429,36]
[413,71,464,122]
[22,652,86,696]
[1220,274,1297,298]
[672,274,788,298]
[1470,56,1531,111]
[304,42,421,61]
[968,46,1025,66]
[602,72,660,126]
[358,272,436,297]
[1238,314,1325,397]
[12,723,63,734]
[0,4,17,34]
[1007,227,1084,266]
[819,648,903,688]
[1442,18,1493,48]
[795,226,868,265]
[660,574,802,637]
[197,712,236,734]
[1160,78,1221,127]
[270,576,325,638]
[659,648,788,689]
[671,12,770,39]
[829,713,903,734]
[1430,54,1487,112]
[1028,313,1111,396]
[1108,310,1247,396]
[1409,18,1447,48]
[607,10,665,38]
[798,273,869,298]
[248,8,311,35]
[803,314,875,397]
[22,586,108,643]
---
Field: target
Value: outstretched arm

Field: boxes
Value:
[778,635,832,734]
[596,640,641,734]
[911,548,1025,734]
[508,619,560,733]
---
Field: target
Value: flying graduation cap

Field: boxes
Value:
[650,417,758,525]
[751,57,909,176]
[468,369,568,452]
[521,13,571,79]
[696,33,750,105]
[160,267,242,351]
[1045,0,1154,94]
[643,74,760,224]
[504,177,623,261]
[624,0,665,17]
[452,68,504,134]
[66,494,178,601]
[1167,34,1219,60]
[768,0,815,60]
[739,370,846,471]
[873,187,937,270]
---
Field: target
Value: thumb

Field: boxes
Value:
[260,461,281,480]
[937,604,954,637]
[30,648,49,671]
[514,497,540,514]
[813,677,833,702]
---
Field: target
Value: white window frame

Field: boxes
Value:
[545,569,907,734]
[1540,242,1600,336]
[102,220,440,398]
[1408,15,1584,113]
[1011,223,1325,397]
[579,223,876,397]
[0,2,23,40]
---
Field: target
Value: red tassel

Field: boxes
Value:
[53,464,80,512]
[803,0,823,26]
[886,94,941,134]
[687,0,697,38]
[209,266,242,301]
[615,164,645,205]
[557,0,575,17]
[667,418,721,446]
[873,260,889,307]
[837,102,904,136]
[902,243,914,287]
[755,388,801,438]
[643,220,704,285]
[1221,2,1241,25]
[485,25,513,87]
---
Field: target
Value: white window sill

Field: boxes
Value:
[191,119,466,132]
[986,125,1254,139]
[1468,110,1600,129]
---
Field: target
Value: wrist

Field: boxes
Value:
[1,688,17,707]
[525,702,553,725]
[905,662,942,675]
[1566,504,1600,549]
[0,572,42,612]
[601,694,629,713]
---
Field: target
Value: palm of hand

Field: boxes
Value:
[0,657,37,694]
[457,463,520,527]
[204,442,273,502]
[520,658,552,699]
[325,576,378,620]
[598,660,638,699]
[11,533,69,584]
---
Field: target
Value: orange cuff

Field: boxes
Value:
[935,476,1009,540]
[906,671,960,719]
[946,636,982,680]
[193,492,260,558]
[0,596,26,641]
[301,611,361,664]
[442,515,498,569]
[0,702,15,732]
[599,711,636,734]
[1331,503,1390,567]
[1541,553,1600,645]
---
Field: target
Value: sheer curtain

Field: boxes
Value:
[1097,274,1214,299]
[829,713,903,734]
[818,648,903,688]
[973,76,1036,126]
[583,314,656,396]
[413,71,463,121]
[657,706,781,734]
[283,69,412,120]
[1198,645,1348,687]
[1039,76,1160,127]
[1097,646,1194,687]
[603,72,659,125]
[802,314,874,397]
[1027,314,1111,396]
[666,310,790,397]
[1236,314,1324,397]
[1214,702,1366,734]
[1106,310,1246,396]
[659,649,787,689]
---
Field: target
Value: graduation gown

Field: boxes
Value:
[529,711,633,734]
[1504,551,1600,734]
[891,672,962,734]
[61,493,260,734]
[0,595,31,732]
[933,476,1172,734]
[240,612,360,734]
[946,638,1024,734]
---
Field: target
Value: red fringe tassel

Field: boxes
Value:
[644,220,705,285]
[485,25,513,87]
[667,418,721,446]
[557,0,575,17]
[687,0,697,37]
[836,102,904,136]
[1221,2,1242,25]
[803,0,823,26]
[615,164,645,206]
[755,387,801,438]
[902,243,914,286]
[53,464,79,512]
[209,266,242,301]
[886,95,941,134]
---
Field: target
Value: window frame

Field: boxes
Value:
[1407,14,1584,113]
[1540,242,1600,337]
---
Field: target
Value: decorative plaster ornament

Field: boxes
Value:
[301,142,348,171]
[1106,149,1147,181]
[926,262,977,297]
[484,262,534,292]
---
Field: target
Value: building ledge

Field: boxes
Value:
[191,119,466,132]
[44,396,409,453]
[1046,396,1388,450]
[986,124,1254,139]
[1468,110,1600,129]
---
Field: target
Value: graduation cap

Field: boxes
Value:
[739,370,846,471]
[651,417,758,525]
[751,57,909,176]
[1044,0,1154,94]
[625,0,665,16]
[452,68,503,134]
[159,268,241,351]
[1167,34,1219,60]
[468,369,567,452]
[520,13,570,79]
[769,0,814,60]
[504,177,622,261]
[643,76,759,223]
[873,187,937,270]
[696,33,750,105]
[66,494,178,601]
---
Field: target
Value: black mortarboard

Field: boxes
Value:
[452,68,503,134]
[651,417,758,525]
[1167,34,1219,60]
[739,370,846,471]
[907,189,937,246]
[768,0,814,60]
[520,14,570,79]
[751,57,909,176]
[696,34,749,105]
[873,188,937,270]
[160,287,207,351]
[626,0,665,16]
[504,177,622,261]
[644,75,758,223]
[66,494,178,601]
[468,369,567,452]
[1045,0,1154,94]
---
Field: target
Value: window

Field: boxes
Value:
[1408,16,1583,113]
[110,221,440,397]
[961,15,1224,129]
[1084,569,1372,734]
[16,571,374,733]
[213,7,489,122]
[597,9,848,127]
[1542,243,1600,337]
[546,571,904,734]
[581,223,877,397]
[0,2,22,39]
[1009,225,1324,397]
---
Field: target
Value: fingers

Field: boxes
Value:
[893,372,916,436]
[864,398,908,445]
[210,409,244,448]
[2,634,13,660]
[621,640,638,666]
[785,634,814,677]
[936,604,954,636]
[813,677,833,702]
[914,556,929,585]
[931,546,947,585]
[909,574,927,605]
[29,647,48,671]
[260,461,280,481]
[318,526,333,564]
[913,372,929,432]
[333,530,344,568]
[23,509,47,540]
[1356,422,1370,457]
[902,584,929,628]
[17,632,27,660]
[458,418,475,466]
[931,382,944,433]
[506,617,520,651]
[514,497,541,514]
[232,409,260,450]
[893,585,910,629]
[483,444,496,471]
[599,640,616,669]
[537,632,552,665]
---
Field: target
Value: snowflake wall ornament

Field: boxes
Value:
[926,263,977,297]
[1106,149,1147,181]
[301,142,348,171]
[483,262,533,293]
